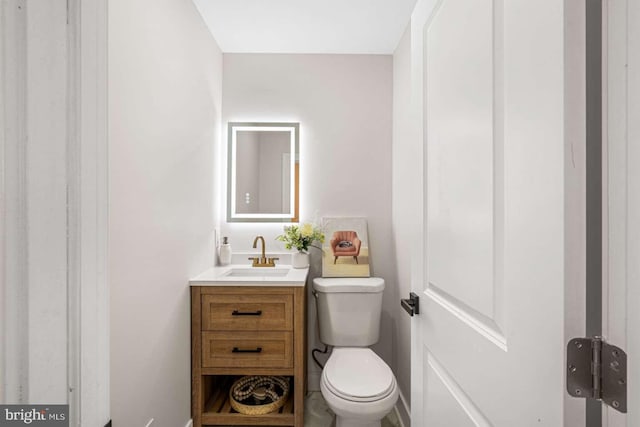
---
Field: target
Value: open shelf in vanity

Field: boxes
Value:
[199,375,296,426]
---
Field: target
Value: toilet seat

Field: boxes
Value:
[322,348,395,403]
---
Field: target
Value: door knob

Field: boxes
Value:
[401,292,420,316]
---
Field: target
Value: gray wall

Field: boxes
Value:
[109,0,223,425]
[221,53,394,391]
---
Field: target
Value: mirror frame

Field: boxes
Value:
[227,122,300,223]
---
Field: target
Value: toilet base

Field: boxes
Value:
[320,348,398,427]
[335,415,381,427]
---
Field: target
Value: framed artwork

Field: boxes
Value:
[321,217,370,278]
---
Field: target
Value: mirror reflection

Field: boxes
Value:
[228,122,299,222]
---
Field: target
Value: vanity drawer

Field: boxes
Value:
[201,292,293,331]
[201,331,293,368]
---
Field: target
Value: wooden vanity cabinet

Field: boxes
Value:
[191,285,307,427]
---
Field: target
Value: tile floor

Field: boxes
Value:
[304,391,401,427]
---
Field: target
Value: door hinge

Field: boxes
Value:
[567,337,627,413]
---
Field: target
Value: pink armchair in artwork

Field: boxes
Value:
[330,231,362,264]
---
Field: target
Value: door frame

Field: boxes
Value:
[0,0,109,424]
[66,0,110,424]
[0,0,28,404]
[602,0,640,425]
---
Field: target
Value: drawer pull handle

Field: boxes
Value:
[232,310,263,316]
[232,347,263,353]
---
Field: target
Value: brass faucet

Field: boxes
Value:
[249,235,279,267]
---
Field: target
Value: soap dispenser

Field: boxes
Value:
[219,237,232,266]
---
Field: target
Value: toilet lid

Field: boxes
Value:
[313,277,385,293]
[323,348,395,402]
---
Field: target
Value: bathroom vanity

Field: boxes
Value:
[189,265,308,427]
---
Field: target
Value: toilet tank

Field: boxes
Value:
[312,277,385,347]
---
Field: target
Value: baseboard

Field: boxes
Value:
[395,388,410,427]
[184,419,193,427]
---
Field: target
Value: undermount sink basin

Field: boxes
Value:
[224,268,290,277]
[190,264,307,286]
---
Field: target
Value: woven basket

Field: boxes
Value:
[229,376,290,415]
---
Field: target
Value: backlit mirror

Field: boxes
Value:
[227,122,299,222]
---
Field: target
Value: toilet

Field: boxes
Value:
[313,277,398,427]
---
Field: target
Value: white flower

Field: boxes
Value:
[300,223,314,238]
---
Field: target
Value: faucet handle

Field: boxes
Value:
[248,257,258,267]
[268,257,279,266]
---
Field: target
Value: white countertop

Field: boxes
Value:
[189,264,309,286]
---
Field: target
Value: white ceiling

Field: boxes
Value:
[192,0,418,54]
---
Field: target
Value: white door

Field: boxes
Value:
[410,1,586,425]
[603,0,640,425]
